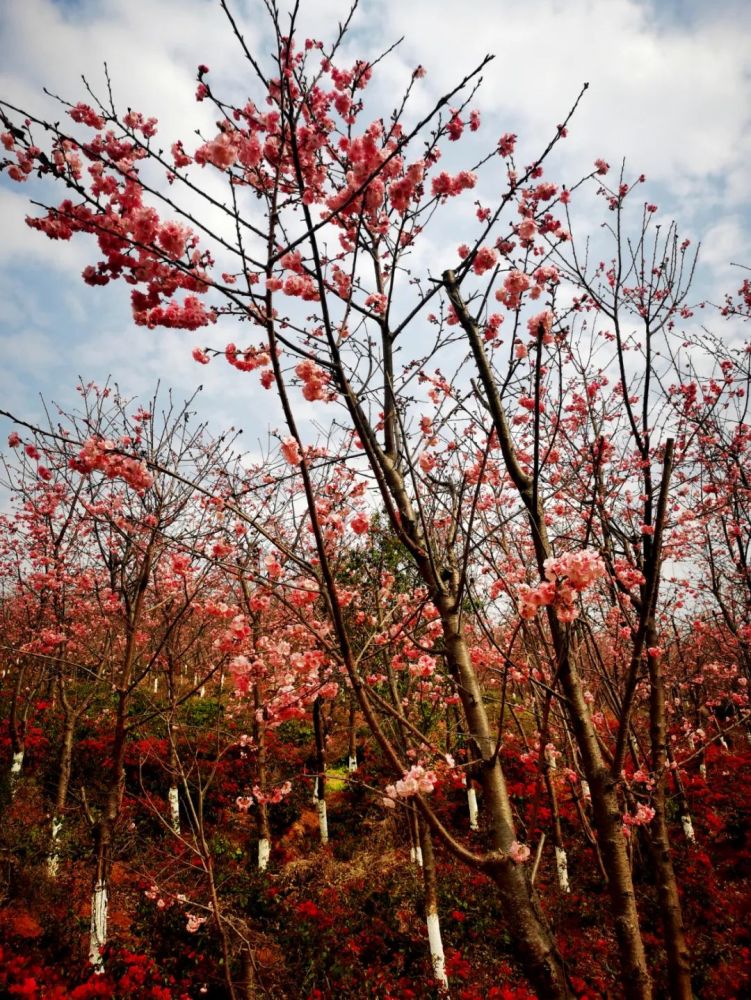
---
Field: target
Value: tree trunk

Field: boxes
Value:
[419,817,449,991]
[48,714,76,877]
[543,753,570,893]
[347,696,358,773]
[254,685,271,869]
[445,268,652,998]
[88,691,127,972]
[438,606,570,999]
[646,641,693,999]
[312,697,328,845]
[467,783,480,832]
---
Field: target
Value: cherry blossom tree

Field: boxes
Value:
[2,3,750,997]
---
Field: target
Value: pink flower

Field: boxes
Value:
[192,347,210,365]
[527,310,554,342]
[544,550,605,591]
[446,113,464,141]
[280,437,301,466]
[392,764,438,798]
[595,158,610,175]
[517,218,538,242]
[496,269,531,310]
[472,245,498,276]
[508,840,531,864]
[350,512,370,535]
[364,292,387,314]
[8,432,21,448]
[186,913,207,934]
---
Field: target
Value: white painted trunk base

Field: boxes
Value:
[426,910,449,990]
[317,799,329,845]
[258,837,271,870]
[152,676,159,693]
[681,814,696,844]
[199,684,206,699]
[47,815,64,878]
[348,755,358,773]
[699,763,707,780]
[467,787,479,831]
[9,750,24,797]
[409,845,423,867]
[168,786,180,834]
[581,780,591,802]
[312,775,319,804]
[555,846,571,893]
[89,880,108,972]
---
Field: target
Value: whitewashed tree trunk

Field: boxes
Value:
[47,815,64,878]
[348,754,358,773]
[427,910,449,991]
[467,786,479,831]
[153,675,159,693]
[316,798,329,845]
[699,762,707,780]
[581,780,591,802]
[555,845,571,893]
[89,879,108,973]
[168,786,180,835]
[312,774,319,805]
[258,836,271,870]
[680,813,696,844]
[419,819,448,991]
[199,684,206,699]
[9,750,24,797]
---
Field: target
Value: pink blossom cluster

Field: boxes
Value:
[69,437,153,493]
[431,169,477,199]
[383,764,438,807]
[407,654,437,678]
[281,437,302,466]
[186,913,207,933]
[251,780,292,806]
[613,558,646,590]
[495,265,560,313]
[225,343,271,374]
[622,803,656,838]
[508,840,531,864]
[517,549,605,623]
[295,359,332,402]
[350,512,370,535]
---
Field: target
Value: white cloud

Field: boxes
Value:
[1,0,749,455]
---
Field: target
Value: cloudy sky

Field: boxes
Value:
[1,0,749,456]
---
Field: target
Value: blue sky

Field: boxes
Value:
[1,0,749,458]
